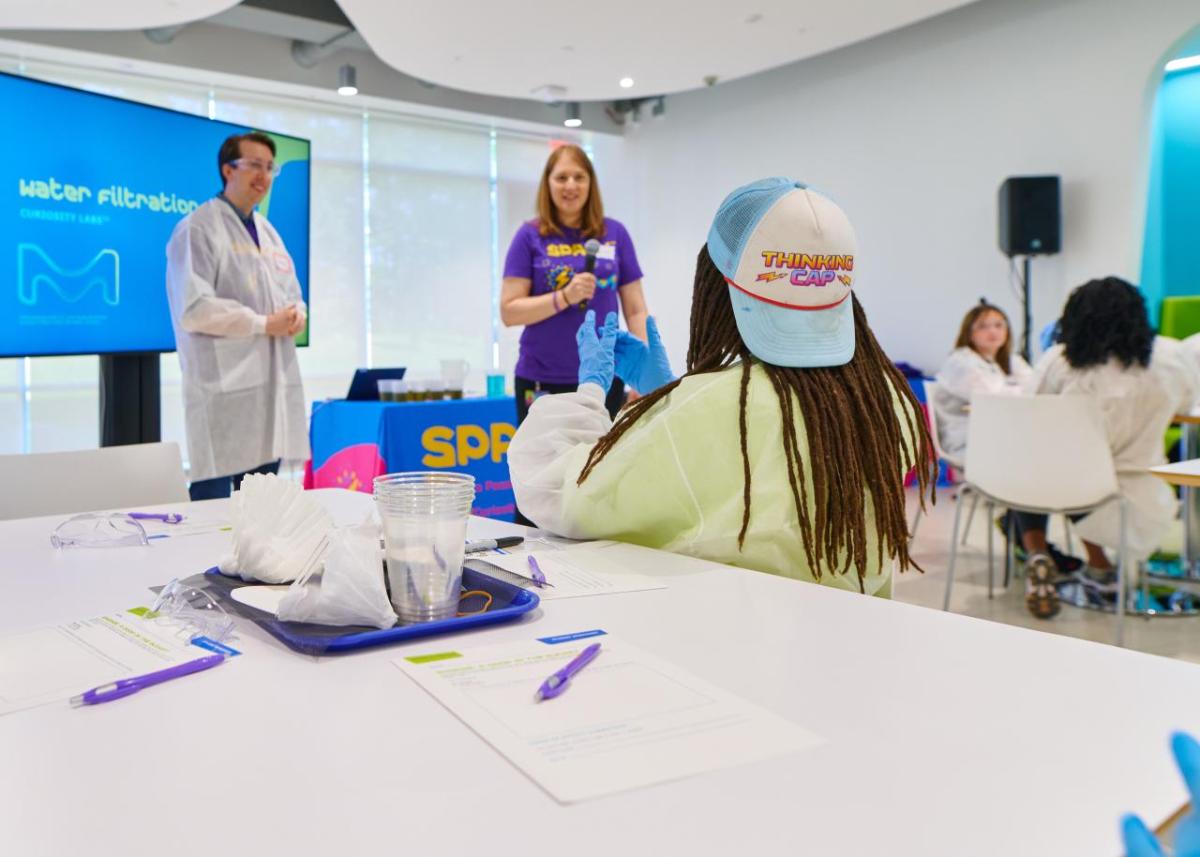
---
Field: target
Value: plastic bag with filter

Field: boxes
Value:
[276,521,398,629]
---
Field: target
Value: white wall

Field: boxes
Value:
[623,0,1200,373]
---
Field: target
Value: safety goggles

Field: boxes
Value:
[150,578,236,644]
[50,512,149,549]
[232,158,281,177]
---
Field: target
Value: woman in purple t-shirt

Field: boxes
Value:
[500,144,648,426]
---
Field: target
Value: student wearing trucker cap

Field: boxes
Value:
[508,178,935,595]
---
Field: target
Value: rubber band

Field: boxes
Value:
[457,590,493,616]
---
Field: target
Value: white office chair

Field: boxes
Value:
[941,394,1130,645]
[0,442,189,521]
[910,381,970,542]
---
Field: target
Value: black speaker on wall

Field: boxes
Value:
[998,175,1061,257]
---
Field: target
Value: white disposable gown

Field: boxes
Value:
[1029,336,1200,556]
[933,348,1032,463]
[165,198,309,481]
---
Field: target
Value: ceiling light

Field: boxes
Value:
[337,64,358,96]
[619,77,634,88]
[1165,54,1200,73]
[564,102,582,128]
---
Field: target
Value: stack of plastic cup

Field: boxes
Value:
[374,472,476,623]
[440,359,470,400]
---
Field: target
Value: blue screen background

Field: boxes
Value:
[0,72,311,357]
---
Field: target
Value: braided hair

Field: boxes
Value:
[578,245,936,589]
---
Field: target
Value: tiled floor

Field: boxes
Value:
[898,486,1200,664]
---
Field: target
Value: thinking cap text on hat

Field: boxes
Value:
[706,178,857,368]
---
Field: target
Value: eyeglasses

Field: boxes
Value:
[232,158,281,177]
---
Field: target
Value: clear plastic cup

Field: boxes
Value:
[441,359,470,400]
[374,472,475,623]
[379,379,403,402]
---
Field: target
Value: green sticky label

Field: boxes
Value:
[406,651,462,664]
[127,606,152,617]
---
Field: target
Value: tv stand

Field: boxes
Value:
[99,353,160,447]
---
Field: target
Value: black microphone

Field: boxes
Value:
[579,238,600,310]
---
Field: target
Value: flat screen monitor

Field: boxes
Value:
[0,72,311,357]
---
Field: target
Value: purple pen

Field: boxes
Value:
[526,555,548,588]
[535,642,602,702]
[69,654,226,707]
[127,512,185,524]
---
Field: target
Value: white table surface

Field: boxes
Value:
[1151,457,1200,484]
[2,489,1198,857]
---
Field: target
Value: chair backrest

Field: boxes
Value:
[920,381,959,468]
[1160,296,1200,340]
[964,394,1118,511]
[0,442,189,521]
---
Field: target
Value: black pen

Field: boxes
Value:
[464,536,524,553]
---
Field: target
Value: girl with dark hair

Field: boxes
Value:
[508,179,936,596]
[1017,277,1200,618]
[934,301,1032,462]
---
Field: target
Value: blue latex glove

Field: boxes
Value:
[613,315,675,395]
[576,310,618,390]
[1123,732,1200,856]
[1039,318,1061,352]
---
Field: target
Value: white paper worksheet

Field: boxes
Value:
[470,549,666,600]
[393,632,824,803]
[0,609,230,716]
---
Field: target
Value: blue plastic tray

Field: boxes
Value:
[193,565,539,655]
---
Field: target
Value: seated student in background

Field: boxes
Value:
[933,300,1032,463]
[508,178,937,597]
[1017,277,1200,619]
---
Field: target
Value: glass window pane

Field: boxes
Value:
[368,118,492,393]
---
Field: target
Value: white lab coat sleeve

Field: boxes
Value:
[936,349,1022,401]
[1154,336,1200,413]
[1010,354,1034,385]
[508,383,612,538]
[173,216,266,338]
[1027,344,1067,394]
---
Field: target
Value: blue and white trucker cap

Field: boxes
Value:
[706,178,857,368]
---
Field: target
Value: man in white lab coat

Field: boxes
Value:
[166,132,308,500]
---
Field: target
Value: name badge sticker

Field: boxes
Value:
[597,243,617,261]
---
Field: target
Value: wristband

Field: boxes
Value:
[552,290,563,312]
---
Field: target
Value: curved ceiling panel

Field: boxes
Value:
[339,0,978,101]
[0,0,242,31]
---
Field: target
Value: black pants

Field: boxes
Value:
[1012,510,1090,541]
[512,375,626,526]
[188,459,281,501]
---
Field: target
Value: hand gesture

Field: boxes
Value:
[576,310,618,390]
[563,272,597,307]
[613,316,675,395]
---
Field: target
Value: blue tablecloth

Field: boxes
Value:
[307,397,518,521]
